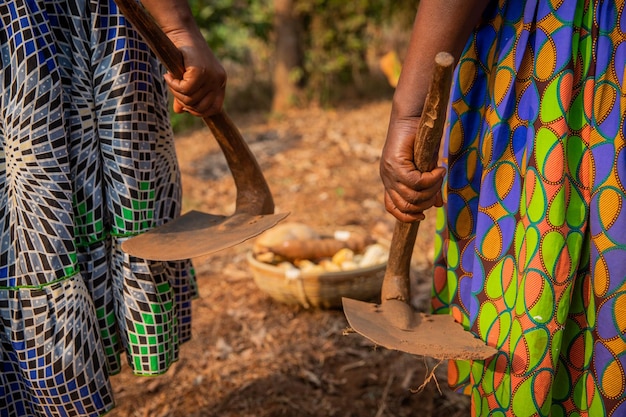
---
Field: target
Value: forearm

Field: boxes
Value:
[139,0,201,40]
[392,0,490,119]
[380,0,489,221]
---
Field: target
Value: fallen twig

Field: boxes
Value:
[412,358,444,394]
[338,359,367,374]
[375,374,394,417]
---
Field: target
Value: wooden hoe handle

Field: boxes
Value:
[380,53,455,320]
[113,0,274,216]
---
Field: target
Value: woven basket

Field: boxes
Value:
[247,251,386,309]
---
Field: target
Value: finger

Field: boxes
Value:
[181,96,223,117]
[434,191,444,208]
[166,79,214,105]
[170,87,225,117]
[385,175,443,210]
[165,69,226,101]
[384,192,425,223]
[385,186,440,216]
[172,99,185,114]
[404,166,446,193]
[168,66,226,97]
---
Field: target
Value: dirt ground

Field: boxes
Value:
[107,100,471,417]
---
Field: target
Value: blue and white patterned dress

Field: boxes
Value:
[0,1,197,415]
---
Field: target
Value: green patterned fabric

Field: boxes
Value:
[0,1,197,416]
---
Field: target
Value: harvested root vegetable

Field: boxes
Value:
[263,234,374,262]
[256,242,388,273]
[331,248,354,265]
[295,259,329,274]
[359,243,389,268]
[318,259,342,272]
[253,223,388,272]
[253,222,319,254]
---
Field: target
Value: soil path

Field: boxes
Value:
[107,100,470,417]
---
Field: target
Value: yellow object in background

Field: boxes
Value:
[379,50,402,88]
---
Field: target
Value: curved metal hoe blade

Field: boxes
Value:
[121,211,289,261]
[343,53,496,361]
[114,0,288,260]
[343,298,497,360]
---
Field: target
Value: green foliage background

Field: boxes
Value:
[295,0,415,103]
[172,0,417,131]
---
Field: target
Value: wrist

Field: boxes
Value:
[140,1,198,37]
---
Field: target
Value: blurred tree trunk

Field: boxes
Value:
[272,0,303,112]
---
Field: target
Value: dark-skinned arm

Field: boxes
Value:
[139,0,227,117]
[381,0,490,222]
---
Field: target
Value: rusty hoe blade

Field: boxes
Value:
[114,0,288,261]
[343,52,497,360]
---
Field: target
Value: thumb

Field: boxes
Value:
[172,98,185,114]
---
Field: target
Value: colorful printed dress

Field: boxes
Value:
[0,1,197,416]
[432,0,626,415]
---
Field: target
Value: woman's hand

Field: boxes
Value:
[139,0,227,118]
[375,0,490,223]
[163,30,227,118]
[380,115,446,223]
